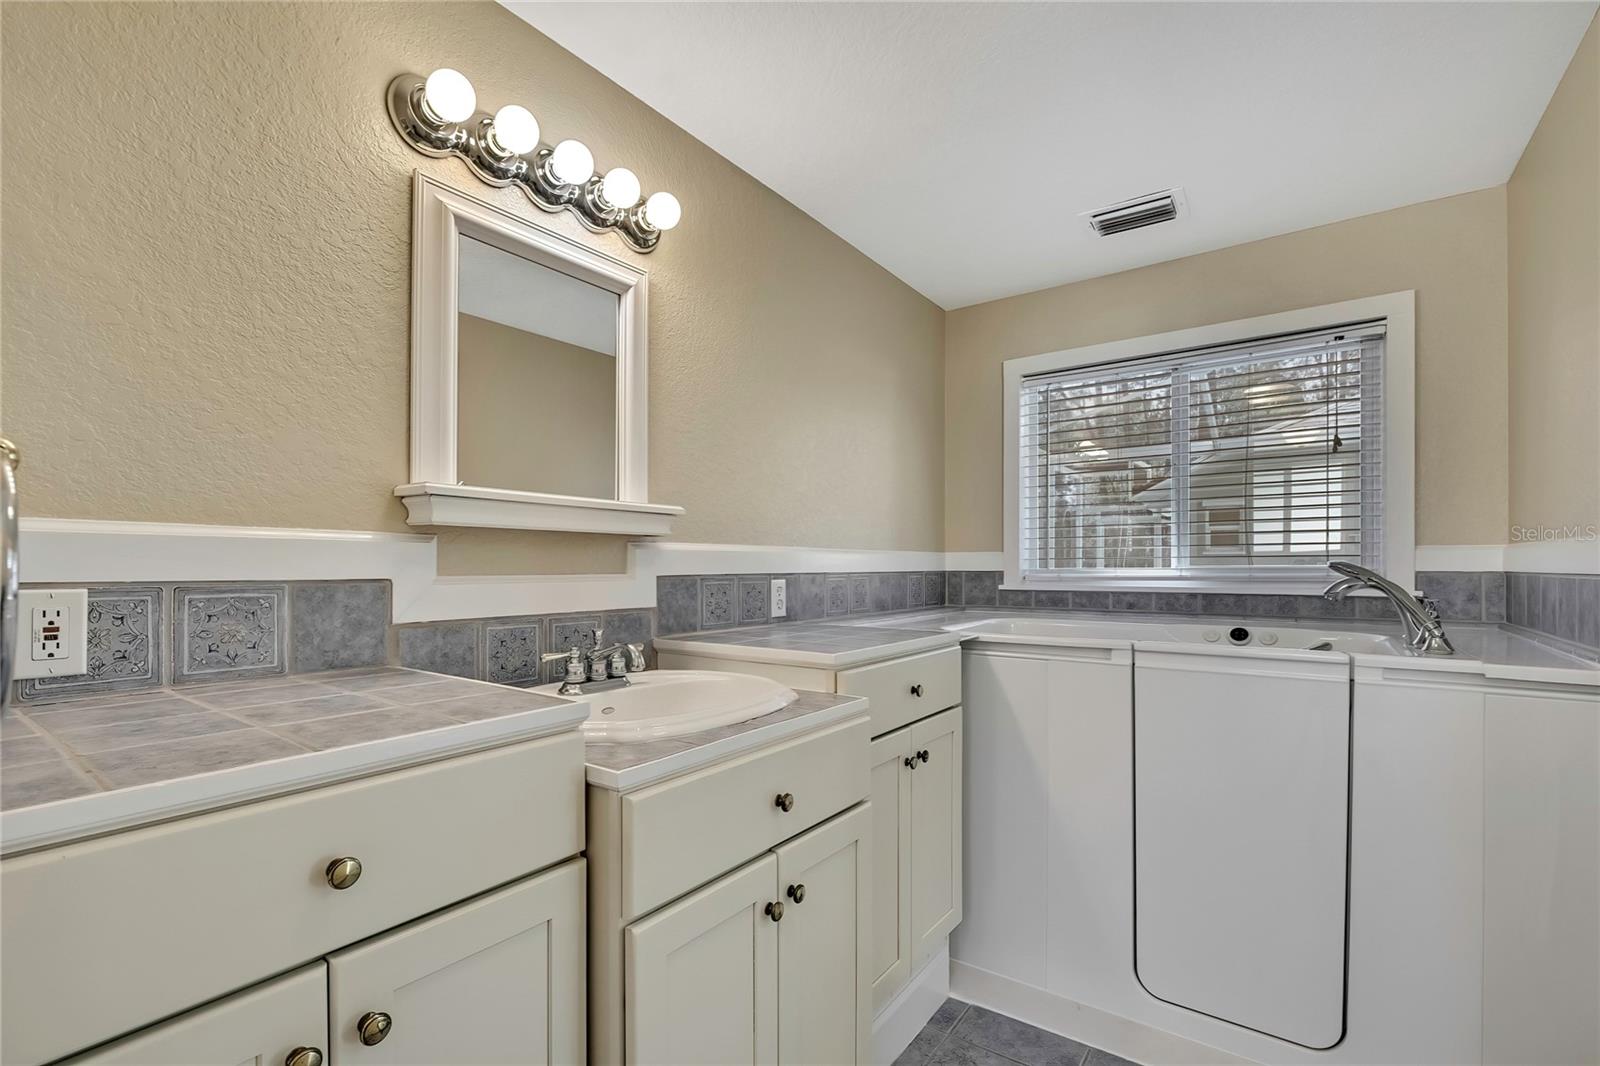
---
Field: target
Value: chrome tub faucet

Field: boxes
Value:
[1323,561,1455,656]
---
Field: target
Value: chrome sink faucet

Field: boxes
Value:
[1322,561,1455,656]
[540,627,648,696]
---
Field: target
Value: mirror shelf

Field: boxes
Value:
[395,482,683,536]
[405,173,680,537]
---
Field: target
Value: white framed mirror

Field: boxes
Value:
[397,172,682,535]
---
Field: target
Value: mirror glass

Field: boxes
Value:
[455,234,620,500]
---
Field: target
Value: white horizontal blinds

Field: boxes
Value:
[1019,324,1385,579]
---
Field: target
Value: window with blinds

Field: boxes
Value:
[1017,324,1385,582]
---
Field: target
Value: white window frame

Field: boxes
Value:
[1002,291,1415,594]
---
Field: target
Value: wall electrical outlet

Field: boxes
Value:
[14,588,89,680]
[770,578,787,618]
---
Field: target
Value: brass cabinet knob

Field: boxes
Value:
[325,857,363,890]
[917,749,930,764]
[357,1011,392,1046]
[765,901,785,922]
[787,883,806,904]
[910,684,924,697]
[286,1048,324,1066]
[774,792,795,812]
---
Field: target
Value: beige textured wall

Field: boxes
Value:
[0,2,945,575]
[456,314,617,499]
[944,188,1510,551]
[1508,11,1600,536]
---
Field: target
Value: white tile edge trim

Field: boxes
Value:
[872,942,951,1066]
[20,520,1590,625]
[0,700,589,857]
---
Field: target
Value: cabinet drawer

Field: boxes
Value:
[1,731,584,1066]
[622,716,869,920]
[838,647,961,737]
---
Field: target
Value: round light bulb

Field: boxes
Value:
[491,104,540,155]
[643,191,682,231]
[422,68,476,124]
[600,167,641,210]
[549,139,594,186]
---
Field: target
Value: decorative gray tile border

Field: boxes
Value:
[19,587,164,703]
[548,616,601,682]
[289,581,389,673]
[849,575,871,613]
[397,622,481,680]
[738,578,769,625]
[486,621,543,685]
[700,578,736,629]
[172,585,286,684]
[825,577,850,617]
[656,576,700,637]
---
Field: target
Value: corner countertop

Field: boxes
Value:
[583,689,869,792]
[656,608,1600,688]
[653,622,963,670]
[0,667,588,856]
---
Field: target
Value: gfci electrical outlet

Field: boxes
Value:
[14,588,89,680]
[770,578,787,618]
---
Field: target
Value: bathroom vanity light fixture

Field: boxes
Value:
[387,69,681,253]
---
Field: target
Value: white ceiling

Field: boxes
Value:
[458,235,617,355]
[506,2,1596,310]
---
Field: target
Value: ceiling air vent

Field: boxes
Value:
[1082,188,1186,236]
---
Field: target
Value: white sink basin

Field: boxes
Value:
[543,670,799,743]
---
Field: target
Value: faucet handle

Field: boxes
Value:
[626,643,647,672]
[541,646,586,682]
[1415,595,1443,624]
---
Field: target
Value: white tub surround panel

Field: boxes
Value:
[955,620,1599,1066]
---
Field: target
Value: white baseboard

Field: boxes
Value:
[949,960,1256,1066]
[873,944,950,1065]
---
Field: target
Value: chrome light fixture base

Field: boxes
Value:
[386,73,664,253]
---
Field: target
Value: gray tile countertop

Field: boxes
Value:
[583,689,869,792]
[0,667,585,855]
[656,607,1600,686]
[653,622,964,670]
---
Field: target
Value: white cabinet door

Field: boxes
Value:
[868,727,913,1013]
[1483,689,1600,1066]
[626,855,780,1066]
[775,803,872,1066]
[327,858,585,1066]
[66,963,327,1066]
[909,706,962,969]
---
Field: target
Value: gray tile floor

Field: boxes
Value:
[896,999,1139,1066]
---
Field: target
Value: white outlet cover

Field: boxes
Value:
[14,588,89,680]
[770,578,787,618]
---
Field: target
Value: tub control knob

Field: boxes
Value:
[1203,630,1220,643]
[1261,632,1279,646]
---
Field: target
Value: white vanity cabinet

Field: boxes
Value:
[589,715,873,1065]
[64,963,330,1066]
[327,858,586,1065]
[67,860,586,1066]
[4,731,587,1066]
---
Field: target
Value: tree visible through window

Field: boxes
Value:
[1018,326,1384,580]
